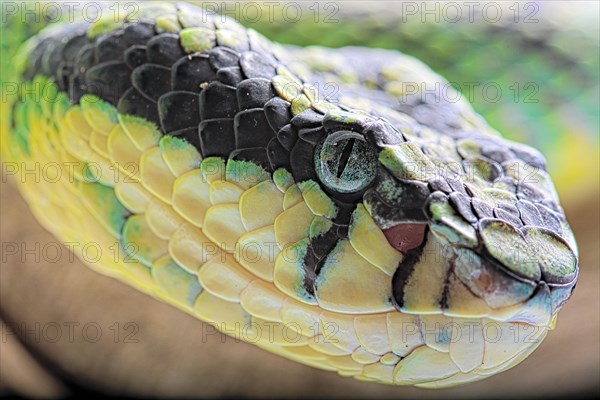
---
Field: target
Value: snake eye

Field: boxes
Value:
[314,130,377,193]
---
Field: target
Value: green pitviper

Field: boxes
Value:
[1,1,580,388]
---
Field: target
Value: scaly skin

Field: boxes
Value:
[241,1,600,203]
[2,2,578,387]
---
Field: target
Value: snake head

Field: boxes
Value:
[311,108,578,325]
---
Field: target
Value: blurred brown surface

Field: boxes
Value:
[0,319,67,397]
[1,177,599,398]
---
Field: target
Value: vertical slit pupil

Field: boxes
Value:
[336,138,355,178]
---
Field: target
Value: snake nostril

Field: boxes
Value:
[383,223,427,253]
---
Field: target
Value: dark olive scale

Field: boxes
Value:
[276,125,298,152]
[208,47,239,70]
[266,138,291,170]
[217,66,244,86]
[362,119,406,147]
[21,22,82,82]
[122,22,156,46]
[62,32,89,62]
[95,31,128,63]
[290,139,319,182]
[234,109,275,148]
[86,61,131,105]
[516,200,544,227]
[20,5,576,310]
[494,177,519,195]
[171,55,215,91]
[535,204,563,235]
[471,197,495,220]
[494,203,523,228]
[158,91,201,133]
[427,177,453,195]
[56,64,73,92]
[131,64,172,101]
[198,118,236,157]
[146,34,186,67]
[264,97,293,132]
[236,78,275,110]
[199,81,238,119]
[239,51,278,79]
[124,46,149,69]
[449,192,478,224]
[463,157,503,182]
[118,87,161,126]
[446,178,468,196]
[322,110,374,135]
[291,108,324,128]
[516,181,547,202]
[298,126,326,145]
[478,139,515,164]
[42,40,68,79]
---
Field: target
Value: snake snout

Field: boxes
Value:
[363,163,577,322]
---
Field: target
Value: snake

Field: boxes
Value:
[2,1,579,388]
